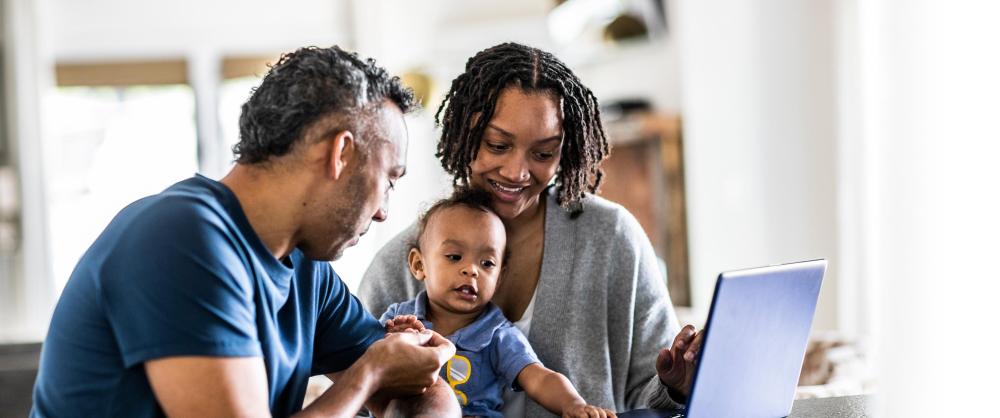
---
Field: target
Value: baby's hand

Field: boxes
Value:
[384,315,426,333]
[562,404,616,418]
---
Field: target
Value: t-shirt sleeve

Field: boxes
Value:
[311,266,386,375]
[100,197,262,368]
[491,325,541,391]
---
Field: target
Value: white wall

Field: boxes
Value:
[48,0,350,60]
[853,0,1000,415]
[674,0,840,330]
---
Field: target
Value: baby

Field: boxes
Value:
[380,188,616,418]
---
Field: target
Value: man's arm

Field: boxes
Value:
[146,356,378,418]
[146,331,458,418]
[146,357,271,418]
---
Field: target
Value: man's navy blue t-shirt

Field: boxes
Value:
[31,175,385,417]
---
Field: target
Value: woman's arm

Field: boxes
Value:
[610,206,687,409]
[517,363,616,418]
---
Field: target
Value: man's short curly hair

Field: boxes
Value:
[234,46,417,164]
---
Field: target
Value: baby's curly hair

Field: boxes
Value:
[411,188,505,257]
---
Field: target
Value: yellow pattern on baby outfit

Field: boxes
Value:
[445,354,472,405]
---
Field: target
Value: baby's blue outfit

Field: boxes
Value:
[380,291,540,418]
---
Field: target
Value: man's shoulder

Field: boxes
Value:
[79,177,252,287]
[132,177,232,223]
[111,178,241,245]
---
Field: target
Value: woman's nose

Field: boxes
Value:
[498,154,530,183]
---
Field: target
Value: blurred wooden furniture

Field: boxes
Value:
[599,112,690,306]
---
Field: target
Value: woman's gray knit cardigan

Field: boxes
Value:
[358,189,684,416]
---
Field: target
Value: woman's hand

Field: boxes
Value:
[562,404,617,418]
[656,324,703,397]
[385,315,426,333]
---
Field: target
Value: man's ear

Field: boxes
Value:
[407,248,426,281]
[327,130,356,180]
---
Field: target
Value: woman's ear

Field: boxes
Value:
[407,248,426,281]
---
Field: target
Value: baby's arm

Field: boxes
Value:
[384,314,426,333]
[516,364,616,418]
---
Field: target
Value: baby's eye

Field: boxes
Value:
[445,254,462,261]
[481,260,496,269]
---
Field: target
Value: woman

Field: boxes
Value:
[359,42,700,417]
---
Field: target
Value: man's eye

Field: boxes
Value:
[445,254,461,261]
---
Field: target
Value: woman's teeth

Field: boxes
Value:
[489,180,525,193]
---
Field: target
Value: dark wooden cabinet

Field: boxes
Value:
[599,113,690,306]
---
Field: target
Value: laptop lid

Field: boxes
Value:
[685,259,826,418]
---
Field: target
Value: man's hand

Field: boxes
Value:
[384,315,426,333]
[303,330,457,418]
[365,330,455,397]
[656,324,703,397]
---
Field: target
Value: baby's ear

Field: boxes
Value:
[407,248,426,281]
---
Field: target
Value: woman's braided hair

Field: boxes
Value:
[434,42,610,210]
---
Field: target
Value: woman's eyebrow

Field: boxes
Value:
[486,124,515,138]
[487,124,562,144]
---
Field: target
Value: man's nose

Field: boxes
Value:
[372,207,388,222]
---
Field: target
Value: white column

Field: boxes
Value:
[188,48,225,179]
[675,0,840,329]
[1,0,55,340]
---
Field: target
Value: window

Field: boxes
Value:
[45,84,198,289]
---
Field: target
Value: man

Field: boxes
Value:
[31,46,460,417]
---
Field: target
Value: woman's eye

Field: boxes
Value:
[445,254,461,261]
[534,151,554,161]
[486,142,509,152]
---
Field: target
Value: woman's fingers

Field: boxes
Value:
[656,346,673,372]
[671,324,696,360]
[684,329,704,362]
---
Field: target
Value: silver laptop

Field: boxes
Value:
[621,259,826,418]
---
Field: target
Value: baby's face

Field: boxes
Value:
[416,205,506,315]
